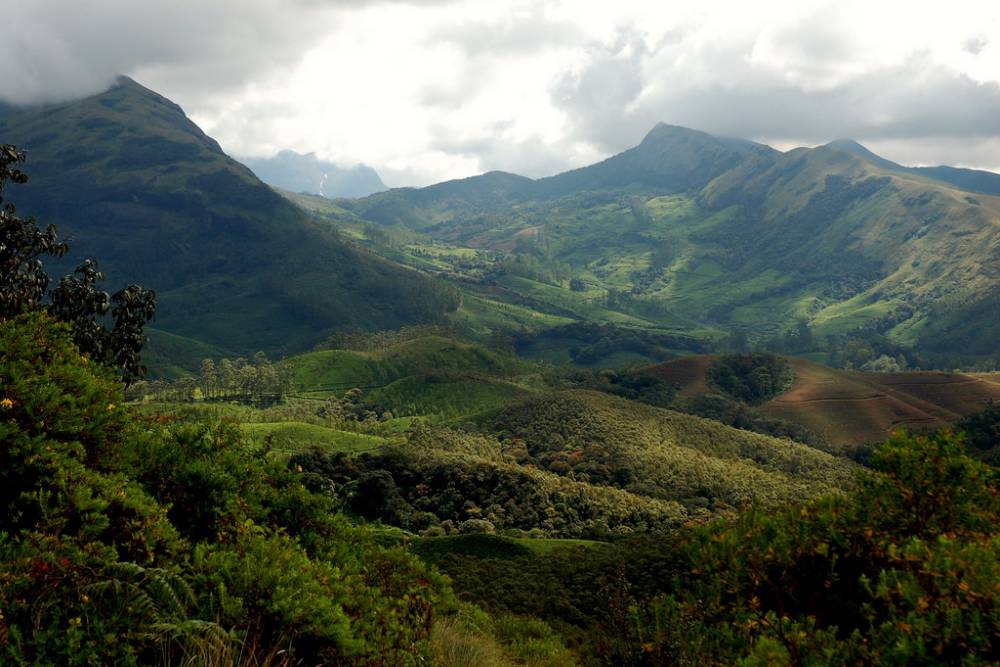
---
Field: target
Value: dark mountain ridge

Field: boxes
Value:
[0,77,459,358]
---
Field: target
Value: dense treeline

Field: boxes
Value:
[958,400,1000,465]
[128,352,292,406]
[707,353,794,404]
[514,322,709,365]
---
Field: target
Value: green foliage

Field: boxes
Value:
[486,391,853,514]
[286,334,528,394]
[548,367,677,408]
[515,323,707,368]
[676,392,825,447]
[707,353,794,404]
[292,427,688,538]
[429,605,576,667]
[624,431,1000,665]
[0,314,451,664]
[0,144,68,316]
[421,432,1000,664]
[957,400,1000,464]
[130,352,292,406]
[1,146,156,383]
[368,372,529,419]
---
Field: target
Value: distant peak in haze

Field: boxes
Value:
[240,150,387,199]
[641,122,715,143]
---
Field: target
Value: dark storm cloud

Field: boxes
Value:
[0,0,451,106]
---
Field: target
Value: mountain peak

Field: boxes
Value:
[640,123,716,145]
[824,138,901,170]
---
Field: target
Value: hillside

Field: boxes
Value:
[0,77,458,362]
[276,385,856,537]
[482,389,855,512]
[336,124,1000,358]
[647,354,1000,449]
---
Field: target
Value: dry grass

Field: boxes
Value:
[429,616,514,667]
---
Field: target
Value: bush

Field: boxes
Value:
[628,431,1000,664]
[707,353,794,404]
[0,314,452,665]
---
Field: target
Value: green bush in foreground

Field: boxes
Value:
[0,313,450,665]
[628,430,1000,665]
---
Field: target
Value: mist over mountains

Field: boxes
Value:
[240,150,387,198]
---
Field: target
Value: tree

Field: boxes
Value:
[0,145,68,316]
[0,145,156,384]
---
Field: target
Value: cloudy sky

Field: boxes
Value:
[4,0,999,186]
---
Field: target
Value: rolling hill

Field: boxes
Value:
[337,124,1000,358]
[646,354,1000,449]
[482,389,856,510]
[0,77,458,362]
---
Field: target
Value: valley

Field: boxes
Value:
[3,71,1000,666]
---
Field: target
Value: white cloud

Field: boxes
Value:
[3,0,999,185]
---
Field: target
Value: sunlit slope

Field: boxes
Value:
[483,389,856,511]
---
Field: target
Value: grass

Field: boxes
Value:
[284,336,529,395]
[516,538,606,555]
[448,293,574,337]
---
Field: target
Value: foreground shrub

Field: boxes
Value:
[0,314,450,664]
[628,431,1000,665]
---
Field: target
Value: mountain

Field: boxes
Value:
[241,149,387,198]
[0,77,458,363]
[339,124,1000,358]
[825,138,1000,196]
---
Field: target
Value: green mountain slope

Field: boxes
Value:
[338,125,1000,355]
[483,389,855,512]
[0,77,458,359]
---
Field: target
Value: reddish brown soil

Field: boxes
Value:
[643,355,1000,451]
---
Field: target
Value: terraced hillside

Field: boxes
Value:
[647,355,1000,449]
